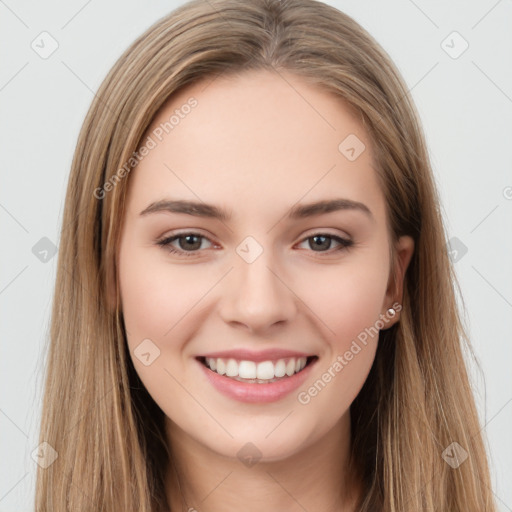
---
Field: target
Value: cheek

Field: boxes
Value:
[119,245,206,344]
[301,255,389,347]
[119,258,168,342]
[118,247,207,410]
[296,262,387,419]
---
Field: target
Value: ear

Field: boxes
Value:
[382,235,414,325]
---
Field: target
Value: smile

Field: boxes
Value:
[198,356,317,383]
[196,354,318,402]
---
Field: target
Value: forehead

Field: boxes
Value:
[125,69,386,224]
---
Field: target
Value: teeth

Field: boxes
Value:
[275,360,286,377]
[239,360,257,379]
[257,361,274,380]
[226,359,238,377]
[216,359,226,375]
[203,356,308,381]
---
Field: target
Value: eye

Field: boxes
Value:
[156,231,353,258]
[156,232,214,257]
[296,233,353,254]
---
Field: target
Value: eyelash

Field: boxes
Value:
[156,232,354,258]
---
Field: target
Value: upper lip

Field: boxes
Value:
[197,348,316,363]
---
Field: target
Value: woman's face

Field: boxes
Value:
[118,69,413,461]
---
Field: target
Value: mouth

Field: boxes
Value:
[196,355,319,384]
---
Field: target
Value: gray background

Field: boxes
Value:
[1,0,511,510]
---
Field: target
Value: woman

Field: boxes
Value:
[35,0,497,510]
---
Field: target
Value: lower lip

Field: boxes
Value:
[197,358,317,403]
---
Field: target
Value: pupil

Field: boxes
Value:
[312,235,330,251]
[181,235,201,250]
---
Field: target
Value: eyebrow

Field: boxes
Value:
[139,198,374,222]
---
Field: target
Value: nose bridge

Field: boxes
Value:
[219,240,297,331]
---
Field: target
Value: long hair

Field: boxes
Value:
[35,0,497,510]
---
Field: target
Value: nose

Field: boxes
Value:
[218,250,298,334]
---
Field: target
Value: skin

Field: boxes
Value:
[117,69,414,512]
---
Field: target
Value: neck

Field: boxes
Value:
[164,412,362,512]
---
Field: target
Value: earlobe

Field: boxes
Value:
[383,235,414,322]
